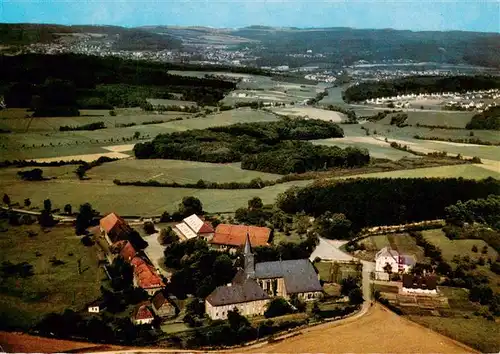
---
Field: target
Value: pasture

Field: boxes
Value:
[0,224,103,329]
[146,98,197,107]
[343,163,500,179]
[89,160,282,183]
[0,108,279,160]
[319,86,348,106]
[0,176,312,216]
[421,229,498,264]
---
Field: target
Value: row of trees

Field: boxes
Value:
[276,177,500,231]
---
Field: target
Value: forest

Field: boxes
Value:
[343,76,500,102]
[0,54,238,109]
[465,106,500,130]
[277,177,500,230]
[133,118,369,174]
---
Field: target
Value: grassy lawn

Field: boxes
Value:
[0,223,103,329]
[422,229,498,264]
[160,322,190,334]
[89,159,282,184]
[272,231,304,245]
[408,315,500,353]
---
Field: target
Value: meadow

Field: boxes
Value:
[421,229,498,264]
[271,107,345,121]
[343,164,500,180]
[89,160,282,183]
[0,223,103,329]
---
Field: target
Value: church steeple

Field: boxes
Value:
[244,233,255,279]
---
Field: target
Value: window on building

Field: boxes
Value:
[308,293,312,299]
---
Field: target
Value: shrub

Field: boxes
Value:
[264,297,294,318]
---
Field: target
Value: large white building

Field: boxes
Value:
[375,247,416,280]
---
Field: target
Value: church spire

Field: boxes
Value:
[244,233,255,279]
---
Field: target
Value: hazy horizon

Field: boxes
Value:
[1,0,499,34]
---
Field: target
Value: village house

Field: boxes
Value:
[210,224,271,252]
[174,214,214,241]
[151,292,176,319]
[99,212,132,245]
[205,235,322,319]
[375,246,416,280]
[131,257,165,296]
[131,303,155,326]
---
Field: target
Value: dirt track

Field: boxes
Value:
[247,304,476,353]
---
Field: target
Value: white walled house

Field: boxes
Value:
[375,247,416,280]
[174,214,214,241]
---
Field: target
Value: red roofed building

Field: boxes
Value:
[99,213,132,245]
[210,224,271,252]
[131,303,154,325]
[131,256,165,296]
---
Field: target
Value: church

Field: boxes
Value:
[205,235,323,320]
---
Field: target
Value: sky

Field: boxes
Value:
[1,0,499,33]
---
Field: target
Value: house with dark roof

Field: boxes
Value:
[99,212,133,245]
[210,224,271,252]
[151,292,176,319]
[205,235,322,319]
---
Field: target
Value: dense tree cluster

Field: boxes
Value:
[241,142,369,174]
[277,177,500,230]
[133,118,367,174]
[59,122,106,131]
[163,238,236,299]
[0,54,237,108]
[465,106,500,131]
[324,105,357,123]
[17,168,44,181]
[389,113,408,127]
[343,76,500,102]
[445,195,500,229]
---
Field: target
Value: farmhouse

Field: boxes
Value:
[174,214,214,241]
[131,303,155,326]
[99,212,132,245]
[210,224,271,252]
[130,256,165,296]
[151,292,176,319]
[375,246,416,280]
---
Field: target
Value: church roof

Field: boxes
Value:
[206,278,269,306]
[255,259,322,294]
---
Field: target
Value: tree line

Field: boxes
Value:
[276,177,500,231]
[343,76,500,103]
[465,106,500,131]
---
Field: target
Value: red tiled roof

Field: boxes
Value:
[131,257,165,289]
[99,213,126,233]
[199,222,214,234]
[119,241,137,262]
[211,224,271,248]
[132,304,154,320]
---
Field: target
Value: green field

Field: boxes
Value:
[344,164,500,179]
[422,229,498,264]
[314,261,333,282]
[146,98,197,107]
[319,86,349,106]
[0,177,312,216]
[0,223,103,329]
[0,108,279,160]
[408,316,500,353]
[90,160,282,183]
[313,138,415,160]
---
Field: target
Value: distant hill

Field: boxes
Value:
[0,23,182,51]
